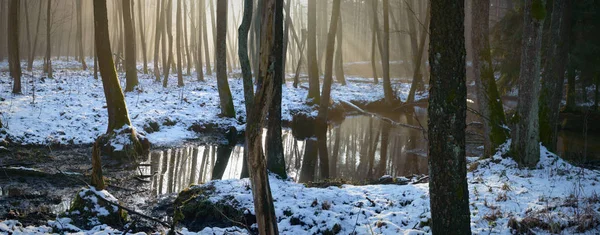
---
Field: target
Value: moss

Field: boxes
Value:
[531,0,547,21]
[65,189,127,230]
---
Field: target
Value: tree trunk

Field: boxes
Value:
[123,0,138,92]
[315,0,342,180]
[376,122,390,177]
[93,0,144,159]
[370,0,379,84]
[23,0,31,69]
[211,144,234,180]
[539,0,571,152]
[153,0,163,81]
[0,1,5,62]
[137,0,147,74]
[194,0,204,81]
[407,2,431,103]
[238,0,254,181]
[471,0,508,156]
[176,0,183,87]
[428,0,471,233]
[299,138,318,183]
[281,0,291,81]
[245,0,281,233]
[307,0,320,103]
[27,0,42,71]
[292,29,306,88]
[76,0,87,70]
[201,1,212,75]
[163,0,173,88]
[380,0,395,105]
[216,0,235,118]
[8,0,21,94]
[44,0,52,78]
[511,0,546,167]
[330,127,341,178]
[183,0,191,76]
[334,14,346,85]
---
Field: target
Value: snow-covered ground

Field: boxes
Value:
[0,60,425,147]
[2,141,599,234]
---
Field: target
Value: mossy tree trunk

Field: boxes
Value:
[93,0,144,159]
[122,0,138,92]
[428,0,471,233]
[245,0,281,233]
[8,0,21,94]
[511,0,546,167]
[216,0,235,118]
[307,0,320,104]
[539,0,571,152]
[472,0,508,156]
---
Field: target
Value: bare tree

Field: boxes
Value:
[428,0,471,233]
[176,0,183,87]
[307,0,320,103]
[76,0,87,70]
[137,0,148,74]
[216,0,235,117]
[8,0,21,94]
[44,0,53,78]
[123,0,138,92]
[511,0,546,167]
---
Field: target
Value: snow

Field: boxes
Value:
[0,59,426,147]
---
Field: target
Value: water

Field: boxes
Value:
[139,110,430,195]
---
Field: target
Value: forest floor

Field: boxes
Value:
[0,59,427,148]
[1,141,599,234]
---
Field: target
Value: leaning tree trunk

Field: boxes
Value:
[216,0,235,117]
[307,0,320,104]
[245,0,281,233]
[472,0,508,156]
[511,0,546,167]
[316,0,342,180]
[8,0,21,94]
[539,0,571,152]
[76,0,87,70]
[428,0,471,233]
[122,0,138,92]
[93,0,145,160]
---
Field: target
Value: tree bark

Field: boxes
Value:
[76,0,87,70]
[27,0,42,71]
[201,1,212,75]
[307,0,320,103]
[163,0,173,88]
[370,0,379,84]
[216,0,235,118]
[471,0,508,156]
[123,0,139,92]
[406,2,431,103]
[334,13,346,85]
[428,0,471,233]
[511,0,546,167]
[244,0,281,233]
[8,0,21,94]
[539,0,571,152]
[153,0,163,81]
[380,0,395,105]
[183,0,191,76]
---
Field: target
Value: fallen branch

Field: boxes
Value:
[92,191,171,228]
[340,100,425,131]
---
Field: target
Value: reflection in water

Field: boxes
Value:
[557,130,600,166]
[140,110,430,195]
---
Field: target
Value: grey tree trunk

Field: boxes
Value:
[8,0,21,94]
[379,0,395,105]
[539,0,571,152]
[472,0,508,156]
[370,0,379,84]
[511,0,546,167]
[201,1,212,75]
[76,0,87,70]
[44,0,52,78]
[176,0,183,87]
[334,13,346,85]
[216,0,235,118]
[238,0,254,180]
[428,0,471,233]
[137,0,147,74]
[163,0,173,88]
[27,0,42,71]
[194,0,204,81]
[123,0,138,92]
[153,0,163,81]
[307,0,320,103]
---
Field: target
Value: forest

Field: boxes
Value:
[0,0,600,234]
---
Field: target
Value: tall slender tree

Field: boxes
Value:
[539,0,571,152]
[334,12,346,85]
[307,0,320,103]
[511,0,546,167]
[216,0,235,117]
[194,0,204,81]
[163,0,174,88]
[137,0,148,74]
[8,0,21,94]
[201,1,212,75]
[27,0,42,71]
[176,0,183,87]
[153,0,163,81]
[122,0,138,92]
[428,0,471,233]
[76,0,87,70]
[44,0,52,78]
[472,0,508,156]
